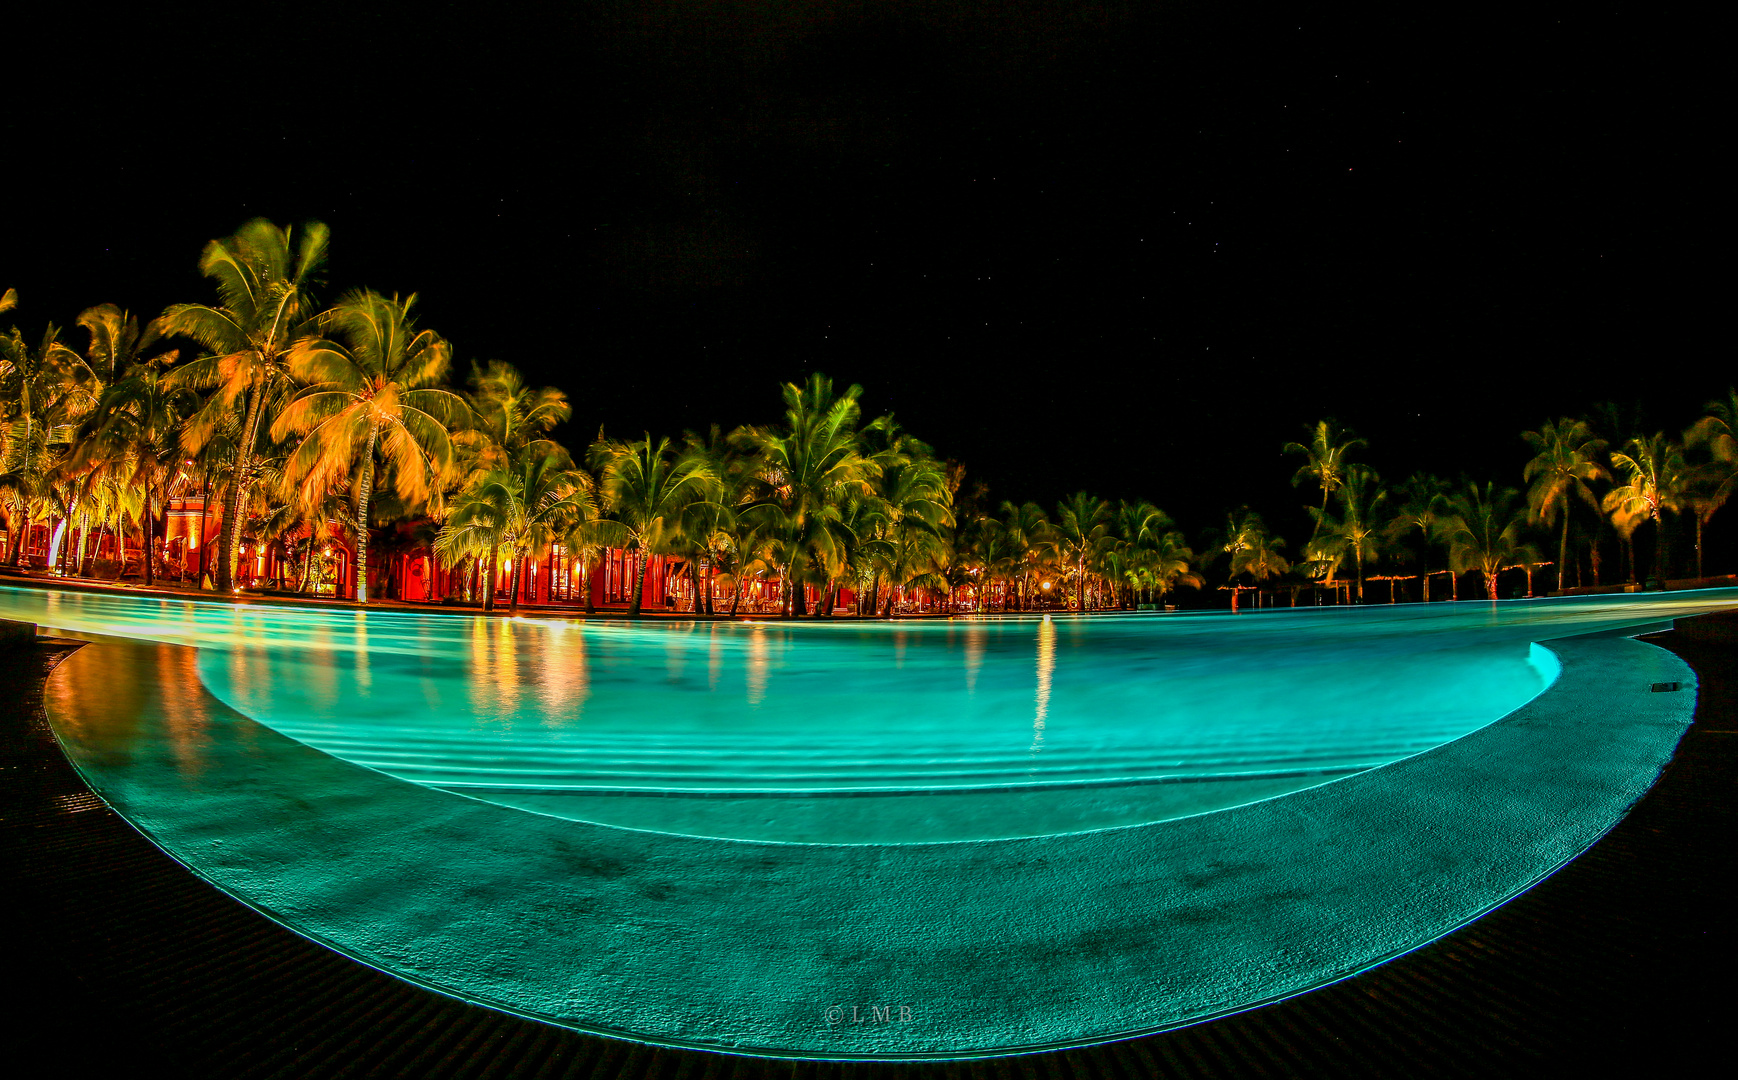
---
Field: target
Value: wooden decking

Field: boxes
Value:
[2,622,1729,1077]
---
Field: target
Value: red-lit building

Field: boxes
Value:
[7,495,861,614]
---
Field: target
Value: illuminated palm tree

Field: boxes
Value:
[1684,388,1738,578]
[434,478,511,610]
[588,434,719,616]
[447,451,593,612]
[1439,482,1537,601]
[1217,507,1288,612]
[0,323,83,564]
[857,421,952,617]
[270,290,462,603]
[1385,472,1448,601]
[999,500,1054,611]
[1284,419,1365,537]
[1309,465,1386,602]
[1053,491,1111,612]
[733,375,877,617]
[1602,433,1689,582]
[159,219,329,590]
[458,359,571,476]
[81,355,199,586]
[1146,529,1202,607]
[1522,418,1606,592]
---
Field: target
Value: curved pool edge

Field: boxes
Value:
[40,628,1697,1060]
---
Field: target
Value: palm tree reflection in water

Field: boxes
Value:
[1030,617,1055,765]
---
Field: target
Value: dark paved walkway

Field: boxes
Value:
[2,620,1731,1077]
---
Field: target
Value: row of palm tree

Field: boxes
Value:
[1246,410,1738,604]
[7,220,1738,615]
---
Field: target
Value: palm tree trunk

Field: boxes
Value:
[1652,514,1667,582]
[196,475,212,583]
[1558,500,1571,593]
[583,555,596,614]
[298,535,315,594]
[484,541,500,611]
[353,428,379,603]
[508,546,525,613]
[628,548,648,617]
[142,490,156,588]
[1696,515,1705,580]
[218,373,267,592]
[728,573,743,618]
[1484,569,1498,600]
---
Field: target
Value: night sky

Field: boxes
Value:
[7,3,1723,546]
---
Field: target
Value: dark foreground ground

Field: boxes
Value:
[1,619,1731,1078]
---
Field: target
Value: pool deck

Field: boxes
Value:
[2,617,1731,1076]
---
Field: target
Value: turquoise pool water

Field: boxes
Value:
[0,583,1707,843]
[16,582,1733,1057]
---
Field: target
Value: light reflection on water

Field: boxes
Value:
[10,583,1736,842]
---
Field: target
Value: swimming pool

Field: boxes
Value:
[9,583,1731,1057]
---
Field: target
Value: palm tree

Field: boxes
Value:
[1603,433,1689,582]
[1146,529,1203,607]
[270,290,463,603]
[447,451,593,612]
[999,500,1053,611]
[1308,465,1386,602]
[1217,508,1288,612]
[588,434,719,616]
[1522,418,1607,593]
[1385,472,1448,601]
[1284,419,1365,536]
[1052,491,1111,612]
[732,375,877,617]
[857,422,952,617]
[1684,389,1738,578]
[80,354,199,586]
[1,323,84,565]
[434,478,511,610]
[158,218,329,591]
[458,359,572,476]
[1438,482,1537,601]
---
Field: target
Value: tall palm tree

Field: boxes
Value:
[81,354,199,586]
[1284,419,1365,536]
[588,434,719,616]
[1217,508,1288,612]
[270,290,463,603]
[732,375,877,617]
[1438,482,1537,601]
[1522,418,1607,592]
[857,423,952,617]
[1052,491,1111,612]
[1684,388,1738,578]
[158,218,329,591]
[999,500,1053,611]
[1308,465,1386,602]
[1145,529,1202,607]
[1603,432,1689,582]
[448,451,593,612]
[1385,472,1448,601]
[458,359,571,476]
[434,478,511,610]
[1,323,84,564]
